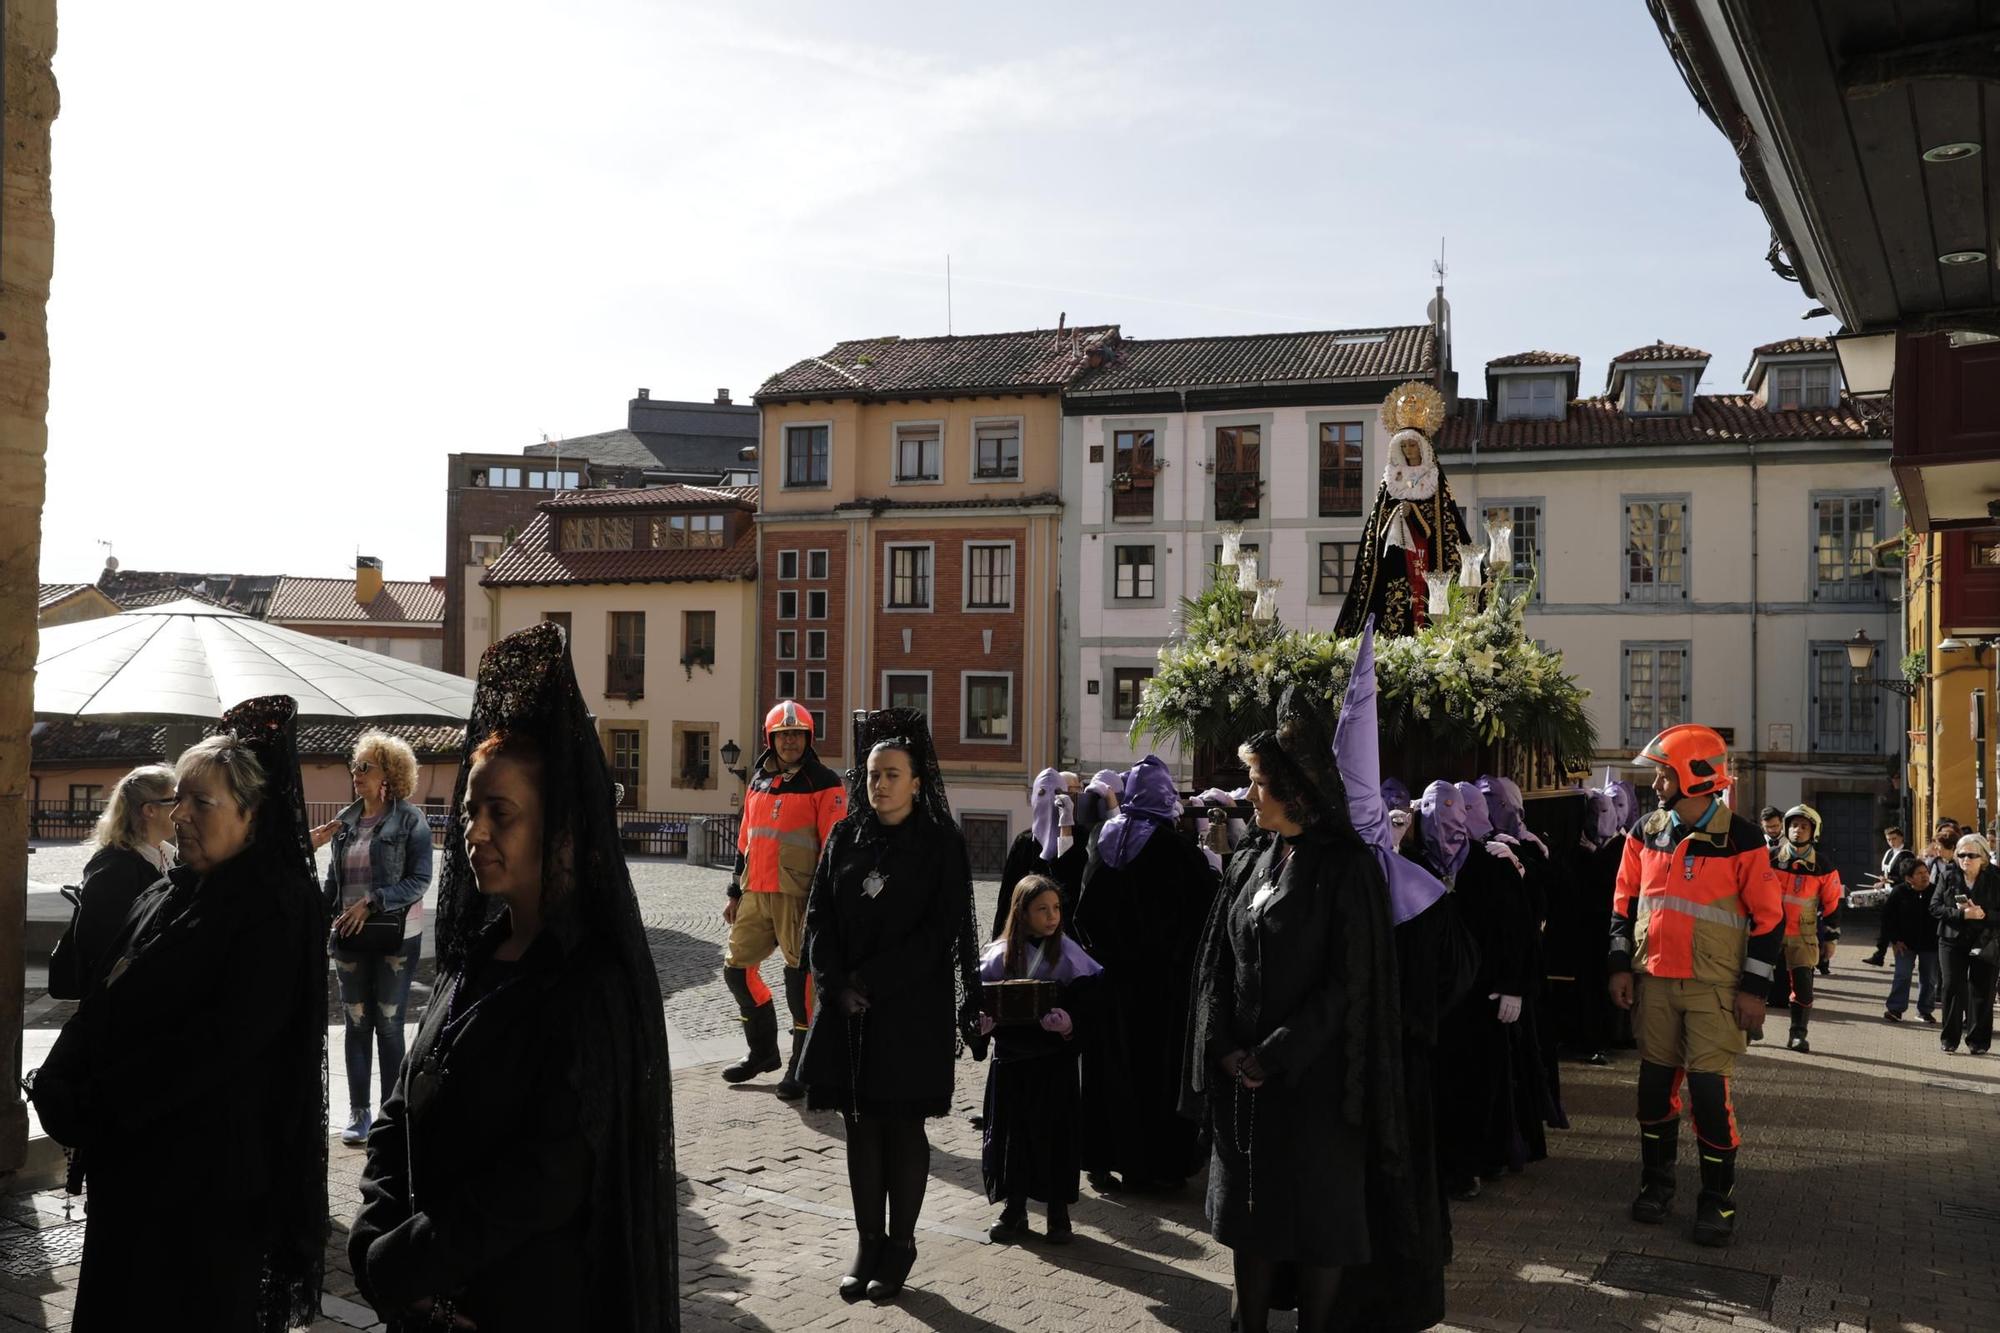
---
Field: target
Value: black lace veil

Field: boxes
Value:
[433,623,679,1330]
[208,695,329,1332]
[845,707,986,1056]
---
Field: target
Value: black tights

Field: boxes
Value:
[1231,1255,1341,1333]
[844,1112,930,1242]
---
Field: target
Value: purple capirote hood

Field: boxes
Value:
[1420,780,1471,882]
[1585,792,1622,846]
[1029,767,1065,860]
[1479,774,1547,852]
[1455,781,1495,841]
[1381,777,1412,810]
[1095,755,1178,869]
[1334,616,1448,924]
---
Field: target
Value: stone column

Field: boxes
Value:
[1,0,59,1175]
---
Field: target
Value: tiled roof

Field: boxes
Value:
[541,484,757,513]
[1752,336,1833,357]
[831,491,1064,513]
[758,326,1119,400]
[1435,394,1888,453]
[1610,340,1711,363]
[1486,350,1579,368]
[110,585,230,610]
[1067,326,1435,392]
[31,718,463,765]
[38,583,93,610]
[266,576,446,625]
[98,570,276,614]
[482,512,757,588]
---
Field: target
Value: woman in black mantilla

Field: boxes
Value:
[30,696,328,1333]
[349,624,678,1331]
[1183,690,1418,1333]
[797,708,985,1303]
[1334,382,1469,639]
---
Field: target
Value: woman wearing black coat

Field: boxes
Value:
[30,698,328,1333]
[1931,833,2000,1055]
[66,764,177,995]
[798,708,983,1303]
[350,624,678,1331]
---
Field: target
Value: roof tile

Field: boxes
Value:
[38,583,92,610]
[266,576,445,625]
[1486,350,1580,368]
[758,326,1118,400]
[1752,336,1833,357]
[831,491,1063,513]
[1436,393,1887,453]
[541,484,757,512]
[1068,326,1434,392]
[482,511,757,588]
[1610,340,1711,363]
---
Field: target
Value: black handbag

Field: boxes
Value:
[330,902,411,956]
[45,885,86,1001]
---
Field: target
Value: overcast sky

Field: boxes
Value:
[40,0,1820,585]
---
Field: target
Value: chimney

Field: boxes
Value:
[637,387,651,400]
[355,556,384,606]
[715,388,732,405]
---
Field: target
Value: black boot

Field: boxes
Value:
[1631,1120,1678,1223]
[1787,1005,1811,1053]
[838,1234,882,1301]
[1692,1146,1737,1247]
[722,1001,782,1084]
[1044,1199,1073,1245]
[866,1238,917,1301]
[776,966,811,1099]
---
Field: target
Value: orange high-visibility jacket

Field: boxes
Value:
[1610,806,1784,997]
[1771,852,1843,941]
[732,750,846,897]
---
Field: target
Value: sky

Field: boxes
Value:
[39,0,1824,585]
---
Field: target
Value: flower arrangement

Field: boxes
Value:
[1131,566,1596,782]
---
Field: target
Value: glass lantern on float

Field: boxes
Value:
[1425,572,1454,618]
[1236,553,1260,592]
[1487,517,1514,572]
[1218,524,1244,570]
[1459,550,1484,588]
[1252,578,1282,622]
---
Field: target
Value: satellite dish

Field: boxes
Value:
[1427,295,1451,325]
[103,555,120,573]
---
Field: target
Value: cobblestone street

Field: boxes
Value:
[6,847,1999,1330]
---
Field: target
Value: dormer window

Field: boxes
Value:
[1499,376,1563,421]
[1629,372,1688,416]
[1772,363,1836,410]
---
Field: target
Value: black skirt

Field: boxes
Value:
[981,1043,1082,1204]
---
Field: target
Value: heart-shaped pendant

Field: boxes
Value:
[863,871,886,899]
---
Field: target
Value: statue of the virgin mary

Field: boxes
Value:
[1334,381,1470,637]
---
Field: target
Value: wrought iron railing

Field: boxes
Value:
[606,654,647,697]
[1215,472,1262,522]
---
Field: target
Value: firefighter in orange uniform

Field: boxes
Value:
[1607,724,1783,1248]
[722,701,847,1097]
[1769,804,1842,1053]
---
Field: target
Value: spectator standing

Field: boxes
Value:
[63,765,177,996]
[1932,834,2000,1056]
[1883,857,1940,1024]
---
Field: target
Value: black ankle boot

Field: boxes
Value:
[1631,1120,1678,1223]
[775,1028,807,1100]
[1692,1146,1737,1247]
[1044,1200,1073,1245]
[722,1003,782,1084]
[1787,1006,1811,1053]
[867,1238,917,1300]
[839,1234,882,1300]
[988,1202,1028,1243]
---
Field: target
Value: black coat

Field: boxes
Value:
[73,846,166,995]
[351,920,608,1332]
[798,810,979,1117]
[1931,863,2000,954]
[1884,878,1940,951]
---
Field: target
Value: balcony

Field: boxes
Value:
[1214,472,1262,523]
[1892,334,2000,532]
[1318,474,1363,517]
[1111,470,1155,519]
[606,654,646,698]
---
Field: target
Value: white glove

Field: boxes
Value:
[1487,840,1525,875]
[1491,993,1522,1024]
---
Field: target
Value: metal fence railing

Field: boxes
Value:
[28,801,104,841]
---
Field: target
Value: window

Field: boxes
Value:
[1114,545,1155,600]
[806,549,830,580]
[561,516,633,550]
[1318,421,1365,516]
[777,550,799,580]
[776,629,797,660]
[1317,541,1358,596]
[894,425,942,483]
[805,669,827,700]
[527,470,543,489]
[609,729,641,807]
[1215,425,1262,520]
[608,612,646,697]
[966,544,1014,610]
[676,727,713,790]
[964,673,1013,742]
[776,668,798,699]
[1112,667,1153,721]
[777,590,798,620]
[648,515,683,548]
[974,422,1022,480]
[785,425,830,488]
[887,544,932,610]
[524,469,578,490]
[1112,429,1156,518]
[885,672,931,715]
[683,611,716,668]
[688,514,725,549]
[68,783,105,810]
[1630,372,1688,415]
[1499,376,1562,421]
[542,611,572,641]
[1622,643,1689,747]
[806,629,827,660]
[1812,494,1881,601]
[1774,364,1836,410]
[472,466,523,488]
[1624,499,1687,601]
[469,534,505,566]
[1482,502,1543,589]
[1811,642,1878,754]
[807,589,829,620]
[1213,542,1261,571]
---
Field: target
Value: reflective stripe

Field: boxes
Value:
[747,826,822,850]
[1638,893,1750,930]
[1781,893,1818,905]
[1742,958,1775,979]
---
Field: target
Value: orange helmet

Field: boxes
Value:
[763,700,815,742]
[1633,723,1731,798]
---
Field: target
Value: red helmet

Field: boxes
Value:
[1633,723,1731,798]
[763,700,815,743]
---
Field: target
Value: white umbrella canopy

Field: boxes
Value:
[35,598,475,723]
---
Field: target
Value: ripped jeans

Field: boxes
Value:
[333,934,423,1113]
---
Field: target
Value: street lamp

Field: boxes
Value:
[721,738,748,783]
[1846,628,1920,697]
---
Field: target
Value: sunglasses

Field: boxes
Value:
[142,796,178,808]
[349,761,376,776]
[1956,852,1985,861]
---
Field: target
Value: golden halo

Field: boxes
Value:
[1381,381,1447,437]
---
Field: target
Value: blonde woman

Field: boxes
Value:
[70,765,177,993]
[319,730,434,1145]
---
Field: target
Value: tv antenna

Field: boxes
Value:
[946,254,954,336]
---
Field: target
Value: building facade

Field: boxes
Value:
[754,329,1101,871]
[265,558,445,670]
[1058,324,1444,781]
[1439,336,1898,887]
[480,484,760,816]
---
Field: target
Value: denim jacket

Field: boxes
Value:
[322,798,434,916]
